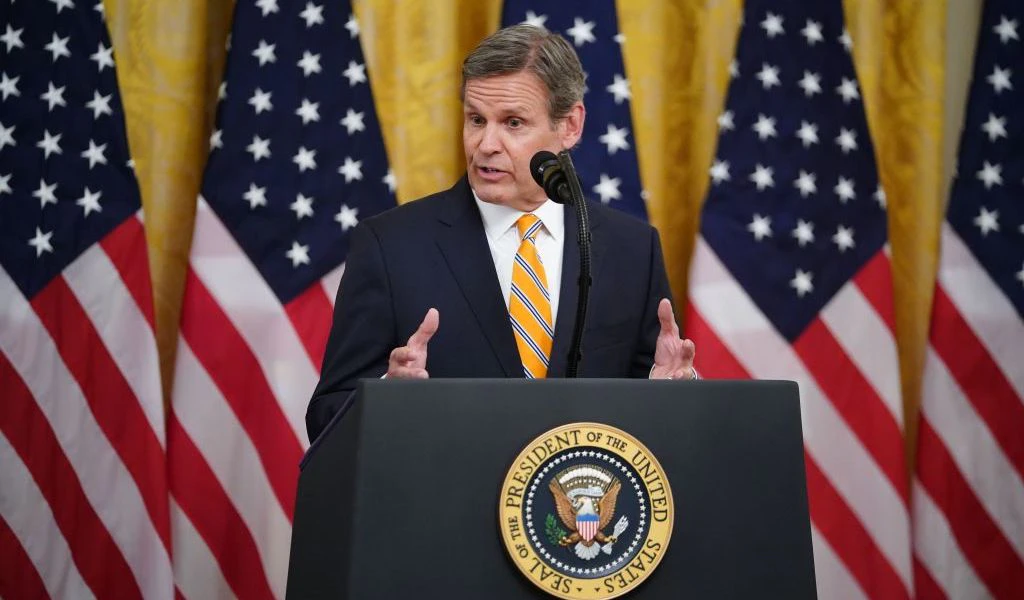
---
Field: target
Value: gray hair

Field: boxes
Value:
[461,24,585,122]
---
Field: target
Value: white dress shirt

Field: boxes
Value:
[473,192,564,329]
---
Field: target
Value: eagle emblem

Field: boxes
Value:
[549,465,630,560]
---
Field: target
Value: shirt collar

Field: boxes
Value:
[472,189,565,243]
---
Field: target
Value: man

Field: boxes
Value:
[307,24,696,441]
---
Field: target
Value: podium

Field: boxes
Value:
[287,379,816,599]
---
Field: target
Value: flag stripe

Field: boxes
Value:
[921,345,1024,555]
[689,237,912,592]
[682,306,751,379]
[809,525,867,600]
[0,435,95,600]
[179,268,301,518]
[168,415,277,600]
[916,419,1024,598]
[284,283,334,369]
[190,198,317,445]
[31,276,172,552]
[170,498,236,600]
[912,480,991,600]
[825,256,903,423]
[98,214,157,330]
[321,264,345,308]
[806,453,910,599]
[172,341,292,598]
[912,557,948,600]
[0,268,171,598]
[0,353,141,599]
[850,249,897,334]
[0,514,51,600]
[929,286,1024,480]
[936,225,1024,395]
[64,240,165,449]
[793,320,906,496]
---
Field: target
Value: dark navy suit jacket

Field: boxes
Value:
[306,177,672,440]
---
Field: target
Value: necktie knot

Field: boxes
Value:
[516,213,542,242]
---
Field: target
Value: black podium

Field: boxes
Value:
[286,379,816,599]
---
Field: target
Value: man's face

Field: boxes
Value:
[463,71,584,212]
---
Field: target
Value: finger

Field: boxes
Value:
[390,346,425,366]
[407,307,439,350]
[657,298,679,337]
[680,338,696,360]
[386,366,430,379]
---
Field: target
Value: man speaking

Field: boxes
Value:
[306,24,697,441]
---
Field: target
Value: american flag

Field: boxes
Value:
[501,0,647,221]
[684,1,912,597]
[0,1,173,598]
[167,0,395,597]
[912,1,1024,597]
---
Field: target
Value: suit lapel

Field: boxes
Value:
[435,179,522,378]
[548,201,606,378]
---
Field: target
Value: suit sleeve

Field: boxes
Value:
[630,227,673,378]
[306,222,396,441]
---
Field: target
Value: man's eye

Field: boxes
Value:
[508,118,522,128]
[469,115,484,125]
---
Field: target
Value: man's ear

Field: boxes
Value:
[560,102,586,149]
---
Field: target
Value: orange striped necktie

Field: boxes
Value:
[509,214,554,378]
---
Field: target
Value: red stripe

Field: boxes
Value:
[31,277,171,550]
[912,555,949,600]
[794,319,908,500]
[682,304,751,379]
[687,298,910,597]
[0,353,142,599]
[852,251,897,333]
[0,515,49,600]
[805,453,910,599]
[284,283,334,370]
[178,269,302,517]
[916,419,1024,599]
[168,415,276,600]
[929,286,1024,480]
[98,216,156,329]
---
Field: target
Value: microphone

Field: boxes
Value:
[529,149,592,378]
[530,150,572,204]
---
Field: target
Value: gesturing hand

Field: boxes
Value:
[386,308,439,379]
[650,299,697,380]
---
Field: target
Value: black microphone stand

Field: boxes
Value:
[556,150,590,378]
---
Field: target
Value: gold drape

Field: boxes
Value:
[845,0,945,470]
[104,0,234,401]
[107,0,946,476]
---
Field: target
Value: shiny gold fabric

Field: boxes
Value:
[103,0,234,401]
[845,0,945,469]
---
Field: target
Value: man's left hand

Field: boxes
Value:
[650,298,697,380]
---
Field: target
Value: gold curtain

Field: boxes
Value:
[103,0,235,401]
[845,0,945,470]
[106,0,945,475]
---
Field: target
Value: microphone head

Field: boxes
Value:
[530,150,559,188]
[530,150,570,203]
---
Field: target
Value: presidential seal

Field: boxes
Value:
[499,423,674,599]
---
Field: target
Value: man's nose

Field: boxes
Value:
[478,123,502,153]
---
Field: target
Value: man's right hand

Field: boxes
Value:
[386,308,439,379]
